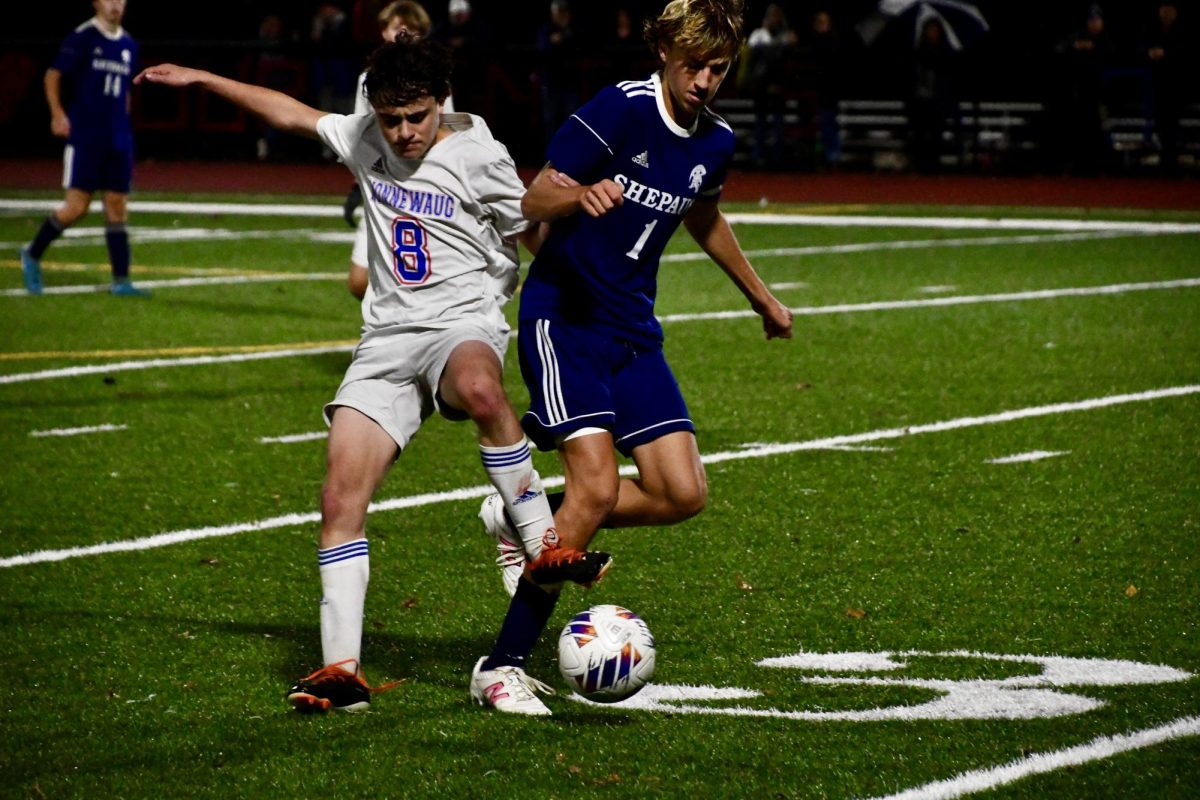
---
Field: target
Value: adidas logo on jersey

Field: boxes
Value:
[370,157,385,175]
[632,151,650,168]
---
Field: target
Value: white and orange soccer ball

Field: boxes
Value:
[557,604,656,702]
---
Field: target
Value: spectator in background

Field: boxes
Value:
[435,0,487,112]
[253,14,300,161]
[807,9,844,170]
[1141,2,1186,174]
[311,2,357,125]
[742,3,797,169]
[907,15,958,173]
[535,0,579,149]
[19,0,149,297]
[1054,4,1114,175]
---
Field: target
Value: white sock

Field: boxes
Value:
[480,439,555,560]
[317,538,369,672]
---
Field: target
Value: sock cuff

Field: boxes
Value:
[105,222,127,234]
[318,538,369,567]
[48,214,66,232]
[479,439,531,469]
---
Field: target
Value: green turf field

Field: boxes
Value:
[2,194,1198,799]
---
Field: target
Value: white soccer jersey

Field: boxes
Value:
[317,111,523,336]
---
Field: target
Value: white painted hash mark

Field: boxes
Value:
[861,715,1200,800]
[1,384,1197,568]
[258,431,329,444]
[986,450,1068,464]
[29,423,128,438]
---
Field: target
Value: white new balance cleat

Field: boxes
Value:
[479,493,524,596]
[470,657,554,716]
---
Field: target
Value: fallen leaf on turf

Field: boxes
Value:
[737,576,753,591]
[846,607,867,619]
[1125,584,1138,597]
[401,597,417,609]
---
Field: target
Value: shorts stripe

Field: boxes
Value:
[62,145,74,189]
[614,418,693,445]
[535,320,568,424]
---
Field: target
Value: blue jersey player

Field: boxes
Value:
[472,0,793,715]
[20,0,148,297]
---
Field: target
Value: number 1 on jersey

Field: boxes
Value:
[626,220,657,260]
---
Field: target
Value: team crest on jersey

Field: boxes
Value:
[121,50,131,64]
[688,165,707,192]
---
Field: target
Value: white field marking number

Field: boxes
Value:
[571,650,1193,721]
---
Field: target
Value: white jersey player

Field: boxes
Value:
[136,38,608,717]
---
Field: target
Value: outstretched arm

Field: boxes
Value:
[134,64,325,138]
[520,162,623,222]
[683,199,793,340]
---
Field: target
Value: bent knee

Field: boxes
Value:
[455,380,509,423]
[669,483,707,522]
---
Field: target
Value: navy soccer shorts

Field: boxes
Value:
[519,318,694,456]
[62,143,133,194]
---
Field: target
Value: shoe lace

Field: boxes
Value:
[304,659,403,694]
[531,545,586,569]
[502,667,555,700]
[494,539,525,569]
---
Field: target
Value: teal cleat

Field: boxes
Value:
[19,247,43,295]
[110,279,151,298]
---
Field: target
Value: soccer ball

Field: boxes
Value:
[557,604,656,702]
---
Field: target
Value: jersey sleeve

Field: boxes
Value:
[51,29,86,74]
[352,72,370,115]
[316,113,360,167]
[471,144,529,239]
[544,85,628,183]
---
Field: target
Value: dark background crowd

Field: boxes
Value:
[3,0,1197,177]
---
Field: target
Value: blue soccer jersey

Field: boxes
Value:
[519,73,736,348]
[52,18,137,151]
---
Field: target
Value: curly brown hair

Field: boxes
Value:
[364,37,452,108]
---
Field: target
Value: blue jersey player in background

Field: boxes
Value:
[473,0,793,715]
[20,0,149,297]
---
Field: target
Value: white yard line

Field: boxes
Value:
[5,199,1199,233]
[658,277,1200,324]
[3,384,1196,569]
[661,231,1164,263]
[862,715,1200,800]
[722,212,1200,234]
[986,450,1068,464]
[3,278,1197,384]
[258,431,329,444]
[29,423,127,438]
[2,272,342,297]
[0,345,354,385]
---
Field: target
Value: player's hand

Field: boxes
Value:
[757,296,794,340]
[50,111,70,139]
[133,64,204,87]
[580,179,623,218]
[342,184,363,227]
